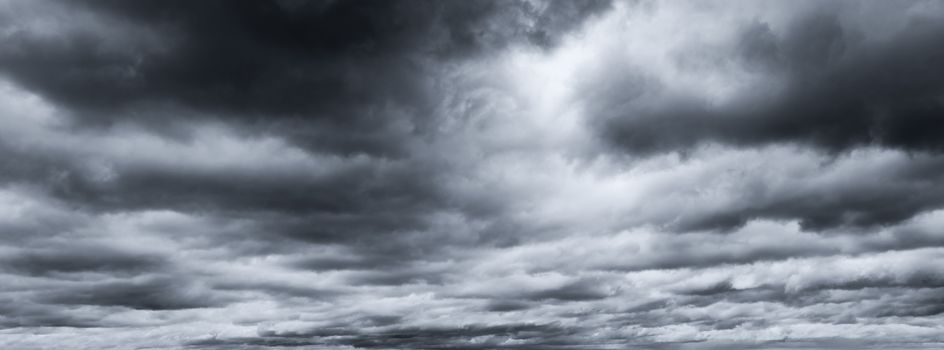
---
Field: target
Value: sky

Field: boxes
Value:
[1,0,944,349]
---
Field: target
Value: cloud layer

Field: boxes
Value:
[1,1,944,349]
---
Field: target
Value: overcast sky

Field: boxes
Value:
[1,0,944,349]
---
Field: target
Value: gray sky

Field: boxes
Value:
[1,1,944,349]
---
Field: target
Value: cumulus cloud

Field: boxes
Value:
[1,1,944,349]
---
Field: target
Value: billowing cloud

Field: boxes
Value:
[1,1,944,350]
[582,1,944,155]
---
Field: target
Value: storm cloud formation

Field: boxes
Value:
[1,1,944,349]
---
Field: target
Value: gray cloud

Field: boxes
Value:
[1,1,944,350]
[669,150,944,231]
[592,8,944,155]
[0,245,164,277]
[0,0,610,154]
[38,275,226,310]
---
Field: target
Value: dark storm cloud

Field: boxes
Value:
[3,1,944,350]
[0,299,108,328]
[671,152,944,232]
[38,275,227,310]
[0,0,610,248]
[563,3,944,234]
[0,0,610,154]
[521,278,614,302]
[670,285,944,325]
[674,277,944,307]
[0,121,452,248]
[341,266,449,286]
[860,288,944,318]
[593,12,944,155]
[45,150,442,230]
[209,278,341,300]
[335,324,580,350]
[803,269,944,292]
[484,299,533,312]
[0,245,164,277]
[190,323,583,350]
